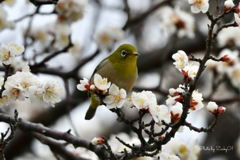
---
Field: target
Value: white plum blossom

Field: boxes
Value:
[42,80,64,106]
[172,50,189,69]
[56,0,88,24]
[132,91,157,110]
[149,103,171,125]
[0,42,24,65]
[227,63,240,88]
[166,85,185,106]
[181,64,199,81]
[207,101,218,114]
[53,24,71,50]
[0,77,4,87]
[94,26,125,50]
[188,0,209,13]
[206,59,218,70]
[93,74,111,91]
[77,78,90,91]
[217,27,240,47]
[190,90,204,111]
[103,84,126,109]
[158,6,195,38]
[224,0,235,10]
[91,137,105,145]
[124,96,134,108]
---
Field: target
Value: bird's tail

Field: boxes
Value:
[85,95,99,120]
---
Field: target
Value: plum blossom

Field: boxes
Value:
[188,0,209,13]
[149,103,171,125]
[190,90,204,111]
[181,64,199,81]
[103,84,126,109]
[227,63,240,88]
[93,74,111,91]
[170,102,183,123]
[172,50,189,69]
[219,49,239,65]
[217,27,240,47]
[77,78,90,91]
[0,42,24,65]
[132,91,157,110]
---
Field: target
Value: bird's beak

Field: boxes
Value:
[128,52,140,56]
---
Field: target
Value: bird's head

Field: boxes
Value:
[109,44,139,63]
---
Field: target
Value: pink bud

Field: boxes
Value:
[218,106,226,115]
[91,137,105,145]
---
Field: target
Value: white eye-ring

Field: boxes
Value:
[121,50,127,57]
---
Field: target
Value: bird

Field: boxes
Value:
[85,44,139,120]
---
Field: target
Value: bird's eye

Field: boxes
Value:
[121,50,127,57]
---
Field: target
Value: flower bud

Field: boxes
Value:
[207,101,218,114]
[224,0,235,11]
[91,137,105,145]
[90,84,96,92]
[170,103,183,123]
[218,106,226,115]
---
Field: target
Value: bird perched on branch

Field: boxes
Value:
[85,44,139,120]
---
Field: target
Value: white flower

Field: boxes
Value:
[3,72,38,102]
[219,49,239,65]
[172,50,189,69]
[149,104,170,125]
[181,64,199,81]
[234,13,240,27]
[29,85,49,108]
[132,91,157,110]
[93,74,111,90]
[217,27,240,47]
[0,42,24,65]
[56,0,88,24]
[77,78,90,91]
[227,64,240,88]
[224,0,235,10]
[8,42,25,56]
[53,24,71,50]
[158,7,195,38]
[170,102,183,123]
[190,90,204,111]
[0,5,15,30]
[207,101,218,114]
[0,96,9,108]
[188,0,209,13]
[206,59,218,70]
[124,96,134,108]
[91,137,105,145]
[103,84,126,109]
[94,26,125,50]
[11,59,30,72]
[42,80,64,106]
[159,151,180,160]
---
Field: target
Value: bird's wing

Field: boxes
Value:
[90,57,109,82]
[88,58,109,97]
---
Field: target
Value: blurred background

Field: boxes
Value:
[0,0,239,159]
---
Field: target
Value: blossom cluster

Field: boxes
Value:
[56,0,88,24]
[172,50,199,82]
[0,42,64,108]
[235,3,240,26]
[206,49,240,88]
